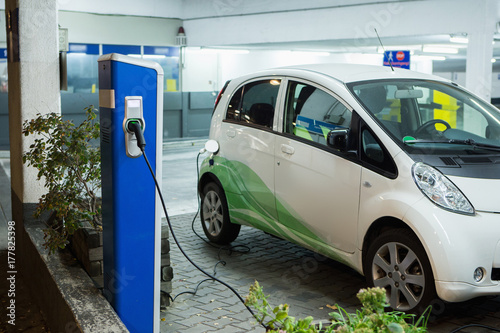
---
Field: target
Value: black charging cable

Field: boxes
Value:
[161,151,250,304]
[127,124,264,329]
[450,324,500,333]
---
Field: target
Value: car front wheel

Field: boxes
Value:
[200,182,240,244]
[364,229,436,314]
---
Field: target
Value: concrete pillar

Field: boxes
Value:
[6,0,60,226]
[465,0,496,102]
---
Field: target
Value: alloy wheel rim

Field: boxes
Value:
[371,241,425,311]
[202,190,223,237]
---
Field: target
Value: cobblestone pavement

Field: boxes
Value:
[4,142,500,333]
[161,213,500,333]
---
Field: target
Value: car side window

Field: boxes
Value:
[284,81,351,145]
[225,79,281,129]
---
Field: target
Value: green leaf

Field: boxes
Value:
[388,323,404,333]
[330,311,344,322]
[275,311,288,321]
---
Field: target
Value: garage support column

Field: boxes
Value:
[464,0,496,102]
[465,31,494,102]
[5,0,60,227]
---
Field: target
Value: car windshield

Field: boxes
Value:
[348,79,500,155]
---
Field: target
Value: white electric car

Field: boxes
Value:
[198,63,500,313]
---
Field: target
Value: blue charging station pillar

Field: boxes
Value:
[98,53,163,333]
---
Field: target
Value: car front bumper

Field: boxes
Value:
[404,197,500,303]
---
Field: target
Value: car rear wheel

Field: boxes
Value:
[201,182,240,244]
[364,229,436,314]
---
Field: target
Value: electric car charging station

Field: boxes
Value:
[98,53,163,333]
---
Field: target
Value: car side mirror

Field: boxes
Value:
[327,129,349,151]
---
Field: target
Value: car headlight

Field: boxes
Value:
[412,162,475,215]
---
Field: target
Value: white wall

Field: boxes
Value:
[58,11,181,45]
[0,10,182,46]
[181,51,219,92]
[181,48,438,92]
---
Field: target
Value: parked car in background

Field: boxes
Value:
[198,63,500,313]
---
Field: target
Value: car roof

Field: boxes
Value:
[249,63,450,85]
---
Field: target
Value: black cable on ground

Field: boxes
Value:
[158,151,249,304]
[162,151,250,300]
[140,148,266,330]
[171,278,213,302]
[450,324,500,333]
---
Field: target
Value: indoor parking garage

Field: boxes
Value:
[2,1,500,332]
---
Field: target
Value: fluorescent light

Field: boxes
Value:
[202,48,249,55]
[143,54,166,59]
[413,55,446,61]
[185,47,249,55]
[450,36,468,44]
[377,45,422,53]
[492,58,497,63]
[291,51,330,57]
[422,46,459,54]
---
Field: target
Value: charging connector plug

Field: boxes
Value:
[127,120,146,150]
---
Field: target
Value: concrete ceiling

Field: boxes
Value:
[179,1,500,73]
[12,0,499,72]
[216,34,500,72]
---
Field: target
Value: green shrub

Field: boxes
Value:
[245,281,429,333]
[22,106,101,253]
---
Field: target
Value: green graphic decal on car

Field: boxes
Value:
[200,156,351,264]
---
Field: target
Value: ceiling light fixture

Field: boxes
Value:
[187,47,250,55]
[450,35,469,44]
[413,55,446,61]
[423,46,459,54]
[203,48,250,55]
[376,45,422,53]
[144,55,167,59]
[291,51,330,57]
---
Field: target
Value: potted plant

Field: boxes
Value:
[22,106,102,275]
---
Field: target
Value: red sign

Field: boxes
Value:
[396,51,405,61]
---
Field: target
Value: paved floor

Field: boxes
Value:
[3,144,500,332]
[161,213,500,333]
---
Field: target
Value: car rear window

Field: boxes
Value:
[226,79,281,129]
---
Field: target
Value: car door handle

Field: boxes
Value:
[226,130,236,138]
[281,144,295,155]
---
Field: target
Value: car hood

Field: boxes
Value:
[447,175,500,213]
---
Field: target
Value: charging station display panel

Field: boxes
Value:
[98,54,163,333]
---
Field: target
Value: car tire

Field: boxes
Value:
[364,228,436,314]
[200,182,240,244]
